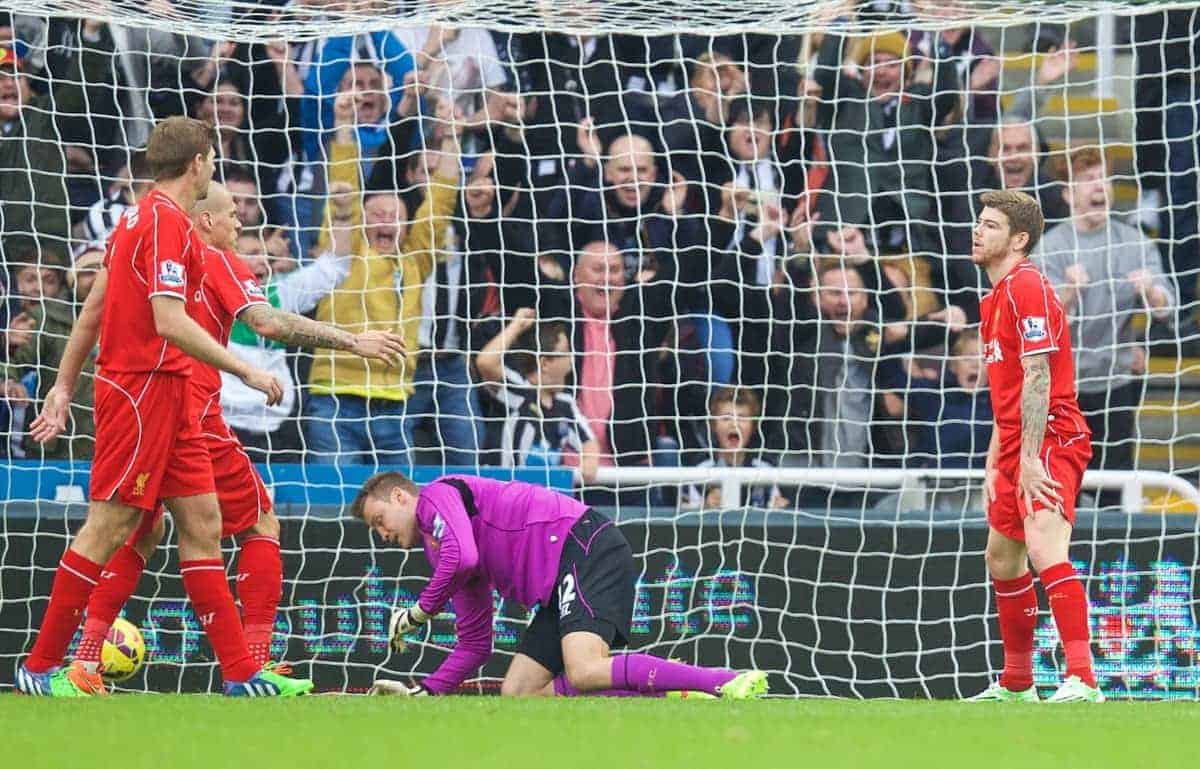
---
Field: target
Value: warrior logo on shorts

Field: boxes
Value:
[559,573,576,617]
[159,259,186,288]
[132,472,150,497]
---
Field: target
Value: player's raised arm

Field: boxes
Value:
[29,267,109,444]
[237,303,406,367]
[149,295,283,406]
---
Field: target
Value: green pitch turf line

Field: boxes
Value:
[4,696,1197,769]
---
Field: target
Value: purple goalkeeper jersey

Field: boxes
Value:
[414,475,587,693]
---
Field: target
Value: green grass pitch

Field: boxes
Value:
[4,696,1197,769]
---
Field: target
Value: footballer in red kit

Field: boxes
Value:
[18,118,311,698]
[89,187,215,509]
[78,181,407,669]
[979,262,1092,540]
[968,190,1102,705]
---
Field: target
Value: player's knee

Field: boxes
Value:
[133,515,167,560]
[244,510,280,541]
[984,545,1023,580]
[563,658,608,692]
[500,676,541,697]
[80,502,141,555]
[1025,541,1064,574]
[173,504,223,553]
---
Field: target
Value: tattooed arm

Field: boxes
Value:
[1017,353,1063,514]
[238,304,406,366]
[1020,354,1051,463]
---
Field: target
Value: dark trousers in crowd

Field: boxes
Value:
[1077,380,1142,508]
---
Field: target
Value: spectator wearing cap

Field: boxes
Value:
[1,245,97,459]
[0,20,113,260]
[811,27,960,256]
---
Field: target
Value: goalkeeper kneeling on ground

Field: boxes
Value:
[350,472,767,699]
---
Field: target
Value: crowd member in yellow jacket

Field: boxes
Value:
[304,92,460,465]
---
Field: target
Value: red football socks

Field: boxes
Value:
[77,545,148,669]
[992,571,1038,692]
[236,536,282,667]
[25,548,102,673]
[180,559,260,683]
[1040,561,1096,688]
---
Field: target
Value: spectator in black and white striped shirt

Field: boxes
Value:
[74,150,151,245]
[476,308,599,485]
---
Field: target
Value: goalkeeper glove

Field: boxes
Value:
[368,679,430,697]
[389,604,431,652]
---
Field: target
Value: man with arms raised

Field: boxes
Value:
[969,190,1099,704]
[17,117,309,696]
[353,473,768,699]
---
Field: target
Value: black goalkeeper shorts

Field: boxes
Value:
[516,510,636,675]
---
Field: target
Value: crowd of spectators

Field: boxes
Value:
[0,4,1196,508]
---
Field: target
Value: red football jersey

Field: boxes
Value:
[980,260,1090,462]
[97,189,206,376]
[189,245,268,419]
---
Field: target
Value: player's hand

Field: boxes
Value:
[389,605,430,652]
[368,679,430,696]
[982,466,999,508]
[1017,456,1063,517]
[29,385,71,444]
[350,331,407,368]
[241,368,285,407]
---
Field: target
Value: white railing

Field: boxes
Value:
[593,467,1200,515]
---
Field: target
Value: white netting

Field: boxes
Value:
[3,1,1181,39]
[1,1,1199,697]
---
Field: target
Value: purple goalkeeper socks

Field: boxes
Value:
[612,654,737,696]
[553,674,660,698]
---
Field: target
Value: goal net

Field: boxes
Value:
[1,0,1199,698]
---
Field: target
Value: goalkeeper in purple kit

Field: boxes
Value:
[350,473,768,699]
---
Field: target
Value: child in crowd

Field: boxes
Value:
[475,308,599,485]
[683,387,789,510]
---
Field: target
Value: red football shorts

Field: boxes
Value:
[989,437,1092,542]
[124,414,271,543]
[200,413,272,537]
[91,371,215,511]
